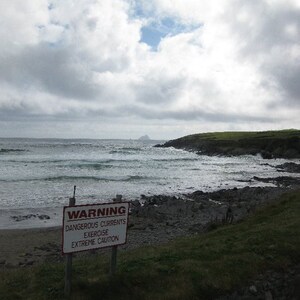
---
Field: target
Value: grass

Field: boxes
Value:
[183,129,300,141]
[0,190,299,299]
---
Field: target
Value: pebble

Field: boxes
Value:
[5,262,15,269]
[265,291,273,300]
[249,285,257,294]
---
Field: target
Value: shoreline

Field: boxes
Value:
[2,161,299,230]
[1,175,299,269]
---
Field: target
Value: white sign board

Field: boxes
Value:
[62,202,129,254]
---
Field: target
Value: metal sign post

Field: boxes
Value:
[110,194,122,275]
[64,186,76,298]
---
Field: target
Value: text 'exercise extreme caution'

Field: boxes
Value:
[62,202,129,254]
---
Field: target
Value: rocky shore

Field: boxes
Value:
[1,174,300,268]
[1,172,299,299]
[127,176,300,247]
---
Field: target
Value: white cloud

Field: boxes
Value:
[0,0,299,139]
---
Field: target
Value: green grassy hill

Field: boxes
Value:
[0,190,299,299]
[159,129,300,158]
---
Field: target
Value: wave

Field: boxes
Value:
[0,148,27,154]
[0,175,151,183]
[69,163,115,170]
[4,158,142,165]
[108,146,145,155]
[153,157,199,162]
[109,150,134,155]
[4,159,73,164]
[20,142,106,149]
[12,139,143,150]
[3,159,90,164]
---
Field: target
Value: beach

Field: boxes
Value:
[1,178,299,269]
[1,138,300,271]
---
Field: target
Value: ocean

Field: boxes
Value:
[0,138,298,228]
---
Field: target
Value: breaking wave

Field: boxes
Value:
[0,148,27,154]
[0,175,151,183]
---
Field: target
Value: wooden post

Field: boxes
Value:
[110,194,122,275]
[64,186,76,297]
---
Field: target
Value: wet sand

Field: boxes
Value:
[0,227,62,267]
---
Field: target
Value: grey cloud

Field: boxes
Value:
[0,106,30,122]
[118,104,279,123]
[134,77,220,107]
[269,63,300,105]
[0,44,101,100]
[227,0,300,104]
[86,18,98,31]
[229,1,300,52]
[0,106,71,122]
[163,110,278,123]
[0,102,121,122]
[134,76,187,104]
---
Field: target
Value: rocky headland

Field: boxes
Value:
[155,129,300,159]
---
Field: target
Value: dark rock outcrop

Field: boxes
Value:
[276,162,300,173]
[128,184,297,239]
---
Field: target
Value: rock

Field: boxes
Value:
[38,214,50,220]
[131,200,141,207]
[5,262,15,269]
[264,291,273,300]
[191,204,198,212]
[249,285,257,294]
[284,149,299,158]
[11,214,37,222]
[0,259,6,265]
[25,260,34,266]
[276,162,300,173]
[10,213,51,222]
[261,151,273,159]
[292,274,300,299]
[253,176,300,187]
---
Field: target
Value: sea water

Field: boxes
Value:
[0,138,298,228]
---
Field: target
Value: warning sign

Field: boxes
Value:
[62,202,129,254]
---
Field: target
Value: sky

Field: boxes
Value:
[0,0,299,140]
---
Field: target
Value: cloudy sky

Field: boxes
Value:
[0,0,299,139]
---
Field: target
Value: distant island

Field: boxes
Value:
[138,135,151,141]
[155,129,300,159]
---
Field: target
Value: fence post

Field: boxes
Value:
[110,194,122,275]
[64,186,76,297]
